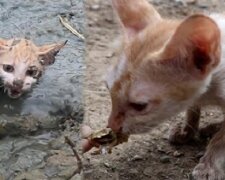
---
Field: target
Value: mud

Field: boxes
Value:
[84,0,225,180]
[0,0,84,179]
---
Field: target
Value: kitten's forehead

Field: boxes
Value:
[1,38,41,66]
[106,54,127,90]
[7,38,34,48]
[106,20,179,104]
[126,21,177,63]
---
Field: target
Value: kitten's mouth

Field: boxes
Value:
[7,88,22,99]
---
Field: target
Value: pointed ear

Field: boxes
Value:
[162,15,221,79]
[112,0,161,39]
[0,39,8,46]
[38,40,67,65]
[0,39,11,52]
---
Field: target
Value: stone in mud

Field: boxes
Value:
[143,167,152,177]
[90,4,100,11]
[58,166,81,179]
[173,151,184,157]
[14,170,47,180]
[11,149,47,172]
[160,156,170,163]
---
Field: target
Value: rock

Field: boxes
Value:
[130,168,139,174]
[46,151,75,166]
[104,162,110,168]
[70,173,83,180]
[160,156,170,163]
[131,155,143,161]
[14,170,47,180]
[175,0,196,5]
[105,16,113,23]
[105,52,114,58]
[58,166,77,179]
[11,149,47,172]
[157,146,166,153]
[90,4,100,11]
[44,165,59,178]
[173,151,184,157]
[143,167,152,177]
[197,0,214,8]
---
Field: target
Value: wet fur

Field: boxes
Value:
[0,38,66,98]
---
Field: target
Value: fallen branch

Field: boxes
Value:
[59,15,85,40]
[65,136,83,180]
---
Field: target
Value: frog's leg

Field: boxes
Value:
[107,139,118,154]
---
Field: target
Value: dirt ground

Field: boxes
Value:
[84,0,225,180]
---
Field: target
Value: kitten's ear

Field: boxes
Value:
[112,0,161,39]
[0,39,11,52]
[162,15,220,79]
[0,39,8,45]
[38,40,67,65]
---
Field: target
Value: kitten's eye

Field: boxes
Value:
[26,69,38,77]
[129,102,148,111]
[3,64,14,73]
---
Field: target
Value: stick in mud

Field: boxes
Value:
[59,15,85,40]
[64,136,83,180]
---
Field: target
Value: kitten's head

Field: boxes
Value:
[106,0,221,134]
[0,38,66,98]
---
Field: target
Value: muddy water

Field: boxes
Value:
[0,0,84,179]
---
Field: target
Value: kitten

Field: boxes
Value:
[83,0,225,179]
[0,38,66,98]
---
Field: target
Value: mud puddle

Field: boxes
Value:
[0,0,84,179]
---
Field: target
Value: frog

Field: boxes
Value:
[88,128,129,155]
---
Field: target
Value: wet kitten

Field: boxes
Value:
[0,38,66,98]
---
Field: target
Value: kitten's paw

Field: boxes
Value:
[192,162,224,180]
[169,125,194,144]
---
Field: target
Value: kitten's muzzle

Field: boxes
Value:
[5,79,24,98]
[13,79,23,89]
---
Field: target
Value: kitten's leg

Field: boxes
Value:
[192,121,225,180]
[169,106,200,144]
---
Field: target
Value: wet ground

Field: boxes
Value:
[84,0,225,180]
[0,0,84,179]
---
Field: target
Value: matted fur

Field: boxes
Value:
[0,38,66,98]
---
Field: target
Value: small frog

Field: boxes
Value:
[88,128,129,155]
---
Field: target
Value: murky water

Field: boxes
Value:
[0,0,84,179]
[0,0,84,125]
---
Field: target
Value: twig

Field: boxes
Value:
[65,136,83,180]
[59,15,85,40]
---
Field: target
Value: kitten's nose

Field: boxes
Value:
[13,79,23,89]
